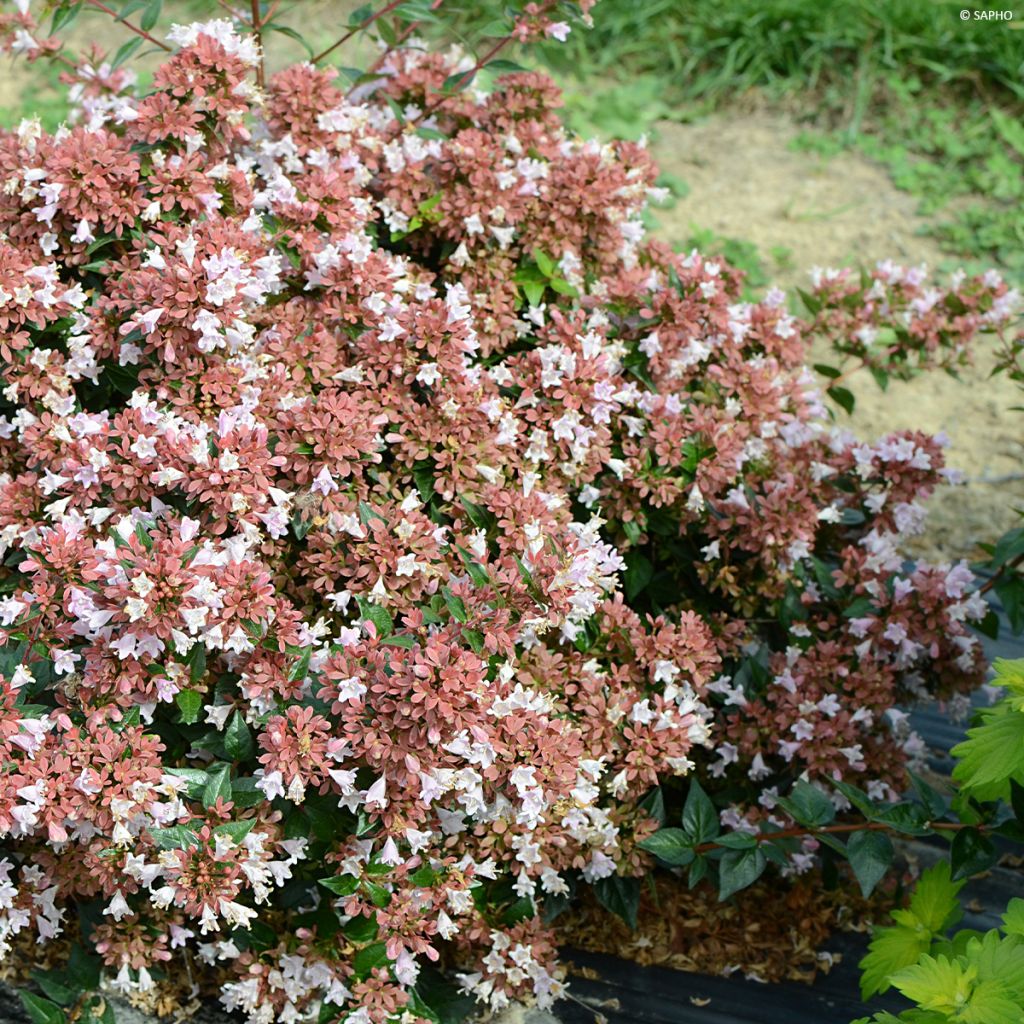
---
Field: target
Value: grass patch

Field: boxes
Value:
[523,0,1024,275]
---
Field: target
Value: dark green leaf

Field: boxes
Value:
[356,596,393,636]
[593,875,640,929]
[718,847,766,899]
[352,941,389,979]
[203,763,232,809]
[847,830,894,897]
[225,712,255,761]
[175,688,203,725]
[288,646,312,682]
[776,781,836,828]
[319,875,359,896]
[637,828,694,866]
[682,778,719,844]
[213,819,257,844]
[20,993,64,1024]
[623,551,653,601]
[950,826,997,880]
[31,972,75,1006]
[827,384,855,414]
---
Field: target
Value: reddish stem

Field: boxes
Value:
[691,818,981,856]
[250,0,266,88]
[81,0,171,50]
[312,0,407,64]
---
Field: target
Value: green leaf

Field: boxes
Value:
[352,941,389,979]
[909,770,948,819]
[265,23,315,58]
[347,2,373,27]
[184,642,206,684]
[356,596,394,637]
[213,819,256,844]
[362,880,392,907]
[20,993,64,1024]
[164,767,208,799]
[462,629,484,654]
[637,828,694,866]
[682,778,719,844]
[31,972,75,1006]
[441,70,475,93]
[996,576,1024,634]
[847,830,893,897]
[441,587,468,623]
[713,831,758,850]
[623,551,653,602]
[149,824,200,850]
[953,704,1024,797]
[992,107,1024,159]
[1010,779,1024,826]
[225,711,255,761]
[66,946,101,991]
[319,875,359,897]
[287,646,312,682]
[776,781,836,827]
[202,763,232,809]
[869,801,931,836]
[859,925,932,999]
[50,3,84,34]
[638,786,665,826]
[909,861,965,933]
[111,36,142,68]
[231,777,264,808]
[175,688,203,725]
[139,0,161,31]
[459,496,494,531]
[593,875,640,929]
[532,248,556,278]
[718,847,766,900]
[1002,898,1024,936]
[950,826,997,881]
[890,954,974,1015]
[485,58,527,75]
[827,384,855,414]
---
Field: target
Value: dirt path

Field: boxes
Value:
[652,110,1024,562]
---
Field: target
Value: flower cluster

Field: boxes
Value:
[0,11,1015,1023]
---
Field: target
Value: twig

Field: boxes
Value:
[81,0,171,50]
[250,0,265,88]
[979,552,1024,595]
[312,0,407,64]
[691,818,982,856]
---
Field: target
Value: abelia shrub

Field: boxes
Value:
[0,7,1017,1023]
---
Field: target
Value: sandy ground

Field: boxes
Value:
[652,110,1024,562]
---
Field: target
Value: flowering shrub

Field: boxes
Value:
[0,3,1018,1022]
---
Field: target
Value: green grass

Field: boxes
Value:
[518,0,1024,276]
[537,0,1022,103]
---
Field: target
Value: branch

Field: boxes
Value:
[250,0,266,88]
[81,0,171,50]
[691,818,982,856]
[312,0,407,64]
